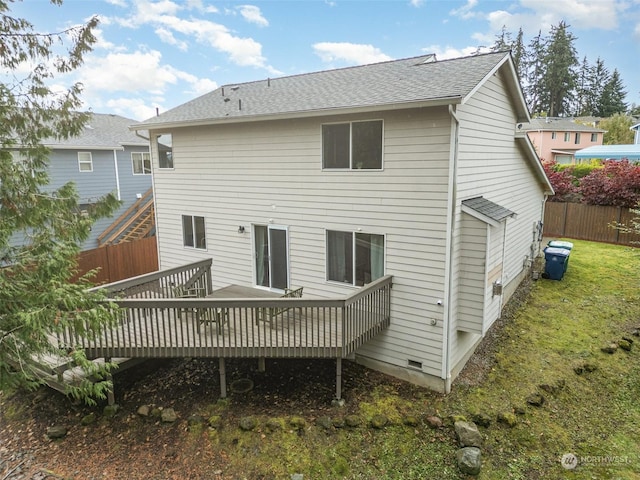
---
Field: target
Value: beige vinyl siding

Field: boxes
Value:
[448,70,547,371]
[151,107,452,378]
[456,214,487,333]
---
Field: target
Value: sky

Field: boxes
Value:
[8,0,640,121]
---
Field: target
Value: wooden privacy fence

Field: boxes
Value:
[544,202,640,245]
[73,236,158,285]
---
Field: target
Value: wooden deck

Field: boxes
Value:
[47,260,392,402]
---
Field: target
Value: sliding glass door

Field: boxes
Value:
[254,225,289,290]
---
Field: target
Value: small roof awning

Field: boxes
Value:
[461,196,517,227]
[575,144,640,160]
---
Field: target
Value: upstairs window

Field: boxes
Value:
[551,132,557,139]
[132,152,152,175]
[182,214,206,249]
[591,133,598,142]
[157,134,173,169]
[78,152,93,172]
[322,120,383,170]
[564,132,570,142]
[574,133,581,145]
[326,230,385,286]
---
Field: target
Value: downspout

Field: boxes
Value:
[442,104,460,394]
[112,149,121,201]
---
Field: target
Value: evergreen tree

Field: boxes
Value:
[573,56,596,116]
[512,28,526,82]
[597,69,628,117]
[541,21,578,117]
[523,30,547,115]
[0,0,121,403]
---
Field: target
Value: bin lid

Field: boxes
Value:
[544,247,570,257]
[548,240,574,250]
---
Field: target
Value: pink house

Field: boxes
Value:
[523,117,605,164]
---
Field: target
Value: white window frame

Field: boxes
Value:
[325,229,386,287]
[78,152,93,172]
[591,133,598,142]
[132,151,152,175]
[551,132,557,139]
[564,132,570,142]
[322,119,384,171]
[574,132,581,145]
[182,214,206,250]
[156,134,173,169]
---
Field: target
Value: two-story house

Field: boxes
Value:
[127,52,553,393]
[522,117,605,164]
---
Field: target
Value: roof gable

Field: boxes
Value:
[133,52,522,129]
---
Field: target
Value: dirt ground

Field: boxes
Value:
[0,276,531,479]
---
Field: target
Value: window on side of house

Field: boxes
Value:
[322,120,383,170]
[574,133,581,145]
[591,133,598,142]
[157,134,173,169]
[182,214,206,249]
[326,230,385,286]
[551,132,557,139]
[78,152,93,172]
[132,152,152,174]
[564,132,570,142]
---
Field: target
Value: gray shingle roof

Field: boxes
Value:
[134,52,512,129]
[44,113,148,149]
[462,196,516,223]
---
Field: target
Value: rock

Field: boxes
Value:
[161,408,177,423]
[239,416,257,431]
[601,343,618,354]
[425,415,444,429]
[137,405,150,417]
[631,329,639,337]
[370,414,388,429]
[448,414,467,425]
[456,447,482,475]
[265,418,283,432]
[331,398,346,408]
[289,416,306,431]
[316,416,333,430]
[454,421,483,448]
[583,363,598,373]
[497,412,517,427]
[344,415,361,428]
[103,404,119,418]
[619,339,632,351]
[403,415,419,427]
[81,413,97,426]
[208,415,222,429]
[291,474,304,480]
[150,407,162,418]
[526,392,545,407]
[332,417,346,428]
[471,413,492,428]
[622,335,634,344]
[46,426,68,439]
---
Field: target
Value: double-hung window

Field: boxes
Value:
[132,152,151,174]
[326,230,385,286]
[322,120,383,170]
[182,215,206,249]
[157,134,173,169]
[78,152,93,172]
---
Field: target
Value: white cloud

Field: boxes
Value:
[104,97,159,121]
[518,0,619,30]
[450,0,479,20]
[409,0,425,7]
[155,27,189,50]
[421,45,490,60]
[238,5,269,27]
[313,42,392,65]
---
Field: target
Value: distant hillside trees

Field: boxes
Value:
[492,22,630,118]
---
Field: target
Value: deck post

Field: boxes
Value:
[219,357,227,398]
[335,357,342,400]
[105,357,115,406]
[257,357,265,372]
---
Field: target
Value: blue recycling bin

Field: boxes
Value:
[543,247,571,280]
[547,240,574,251]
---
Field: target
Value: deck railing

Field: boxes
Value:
[61,260,391,361]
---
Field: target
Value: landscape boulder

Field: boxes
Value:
[454,421,482,448]
[456,447,482,475]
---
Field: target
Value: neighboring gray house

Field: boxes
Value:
[37,113,153,249]
[131,52,553,392]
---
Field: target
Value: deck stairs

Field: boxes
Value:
[98,188,155,246]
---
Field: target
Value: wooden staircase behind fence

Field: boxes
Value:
[98,188,155,246]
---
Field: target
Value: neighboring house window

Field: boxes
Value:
[157,134,173,169]
[78,152,93,172]
[564,132,570,142]
[132,152,151,174]
[574,133,581,144]
[555,154,572,165]
[591,133,598,142]
[326,230,385,286]
[322,120,383,170]
[182,214,206,249]
[551,132,557,139]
